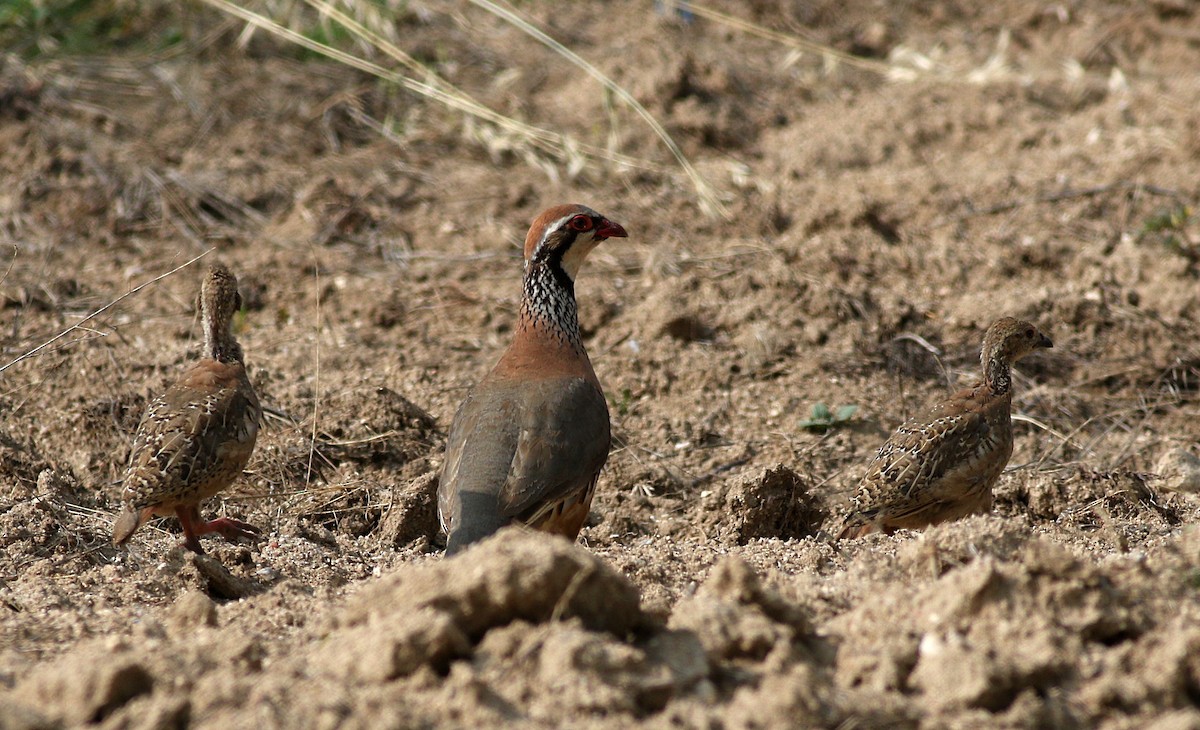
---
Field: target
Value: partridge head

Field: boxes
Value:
[437,204,627,555]
[978,317,1054,390]
[836,317,1052,539]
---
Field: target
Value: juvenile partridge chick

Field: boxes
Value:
[437,204,628,556]
[112,264,262,554]
[837,317,1052,539]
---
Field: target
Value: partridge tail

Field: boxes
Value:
[444,491,510,557]
[445,517,510,556]
[112,505,147,546]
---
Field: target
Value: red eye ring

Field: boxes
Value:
[569,215,593,232]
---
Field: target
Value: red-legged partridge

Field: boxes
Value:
[437,204,628,555]
[112,264,262,554]
[837,317,1052,539]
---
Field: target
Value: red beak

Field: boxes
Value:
[595,218,627,240]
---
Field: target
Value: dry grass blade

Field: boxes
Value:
[1011,413,1084,454]
[892,332,951,388]
[0,245,16,290]
[465,0,727,218]
[0,250,213,375]
[683,1,896,76]
[305,246,323,494]
[199,0,680,189]
[200,0,557,149]
[686,1,1029,85]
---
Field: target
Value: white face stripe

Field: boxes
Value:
[531,206,606,258]
[532,213,581,258]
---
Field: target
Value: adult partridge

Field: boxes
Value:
[437,204,628,555]
[837,317,1052,539]
[112,264,263,554]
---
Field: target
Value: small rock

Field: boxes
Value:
[188,554,258,600]
[643,629,710,691]
[851,21,891,56]
[1154,448,1200,493]
[169,590,218,631]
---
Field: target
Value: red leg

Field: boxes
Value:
[176,505,262,553]
[198,516,262,542]
[175,505,207,554]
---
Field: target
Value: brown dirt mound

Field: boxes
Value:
[696,464,828,544]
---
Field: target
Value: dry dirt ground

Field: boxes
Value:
[3,1,1200,727]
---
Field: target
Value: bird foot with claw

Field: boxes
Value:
[202,517,263,543]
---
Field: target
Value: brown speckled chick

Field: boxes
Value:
[837,317,1052,539]
[112,264,262,554]
[437,204,627,556]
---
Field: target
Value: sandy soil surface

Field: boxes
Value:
[3,1,1200,727]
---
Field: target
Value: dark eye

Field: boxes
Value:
[234,291,244,311]
[1025,327,1035,338]
[569,215,593,232]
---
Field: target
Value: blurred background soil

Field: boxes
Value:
[2,1,1200,727]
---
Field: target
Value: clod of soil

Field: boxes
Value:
[671,555,819,663]
[15,652,154,726]
[698,464,827,543]
[337,528,648,642]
